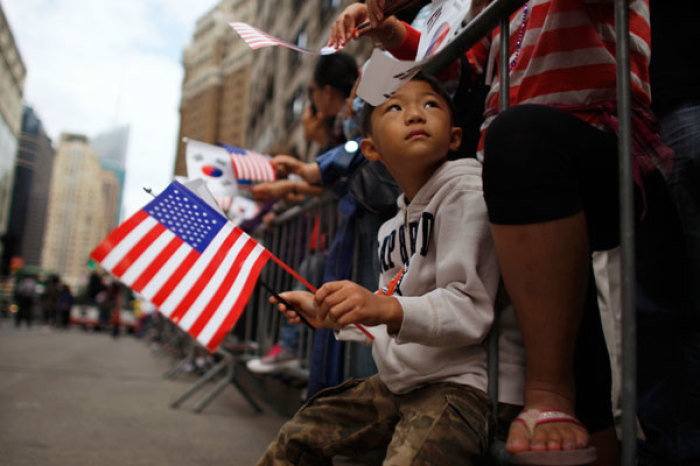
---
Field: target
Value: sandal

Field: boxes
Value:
[509,409,598,465]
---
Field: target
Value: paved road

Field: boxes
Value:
[0,320,285,465]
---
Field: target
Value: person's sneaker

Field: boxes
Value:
[246,342,299,374]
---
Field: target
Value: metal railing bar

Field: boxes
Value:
[614,0,636,463]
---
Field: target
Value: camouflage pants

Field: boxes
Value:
[258,374,492,466]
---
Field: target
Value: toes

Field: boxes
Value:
[531,425,560,451]
[560,427,578,451]
[574,426,590,449]
[506,421,532,454]
[508,410,591,455]
[536,422,588,451]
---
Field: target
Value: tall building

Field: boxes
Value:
[173,0,256,177]
[0,5,26,269]
[99,169,121,236]
[42,134,106,288]
[2,106,54,272]
[92,125,130,226]
[92,125,129,170]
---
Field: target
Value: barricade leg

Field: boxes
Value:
[170,358,229,409]
[192,352,263,414]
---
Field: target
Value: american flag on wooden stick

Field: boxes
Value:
[90,181,270,351]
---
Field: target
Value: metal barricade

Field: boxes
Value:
[244,193,340,380]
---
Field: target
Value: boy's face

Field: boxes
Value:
[360,80,461,178]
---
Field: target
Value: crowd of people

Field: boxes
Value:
[240,1,698,465]
[12,274,74,329]
[8,270,160,341]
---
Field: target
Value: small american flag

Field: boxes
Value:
[229,21,337,55]
[220,144,277,185]
[90,181,270,351]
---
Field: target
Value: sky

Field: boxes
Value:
[2,0,221,219]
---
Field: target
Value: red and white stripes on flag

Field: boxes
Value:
[229,21,337,55]
[90,181,270,351]
[229,150,277,184]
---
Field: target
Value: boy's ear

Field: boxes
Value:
[360,137,381,162]
[449,126,462,152]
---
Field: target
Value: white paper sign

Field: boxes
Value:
[358,0,479,106]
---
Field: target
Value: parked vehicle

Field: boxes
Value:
[70,305,138,333]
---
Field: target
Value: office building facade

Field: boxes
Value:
[3,106,54,272]
[0,5,26,268]
[42,134,106,288]
[173,0,255,177]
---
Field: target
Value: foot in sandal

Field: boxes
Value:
[507,408,597,465]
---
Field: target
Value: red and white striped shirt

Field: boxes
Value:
[391,0,671,177]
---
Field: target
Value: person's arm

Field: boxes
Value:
[252,179,323,202]
[270,155,322,184]
[316,140,367,186]
[327,2,407,51]
[395,187,500,347]
[314,280,404,334]
[315,184,499,347]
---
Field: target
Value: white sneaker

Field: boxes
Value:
[246,343,299,374]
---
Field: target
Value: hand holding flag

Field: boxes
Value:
[90,181,270,351]
[218,144,277,186]
[90,181,373,351]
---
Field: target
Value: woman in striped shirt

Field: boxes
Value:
[329,1,671,464]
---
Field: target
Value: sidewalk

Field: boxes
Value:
[0,320,285,465]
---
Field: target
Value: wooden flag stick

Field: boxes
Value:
[259,279,315,330]
[268,254,375,341]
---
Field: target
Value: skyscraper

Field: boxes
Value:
[92,125,130,226]
[3,106,55,272]
[0,5,26,270]
[42,133,106,288]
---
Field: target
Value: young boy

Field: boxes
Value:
[257,74,523,465]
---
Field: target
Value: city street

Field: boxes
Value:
[0,320,285,465]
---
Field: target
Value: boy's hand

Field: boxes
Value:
[314,281,403,333]
[270,291,338,329]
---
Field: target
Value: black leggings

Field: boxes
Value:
[483,105,616,433]
[483,104,621,250]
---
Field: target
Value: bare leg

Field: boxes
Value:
[493,212,590,452]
